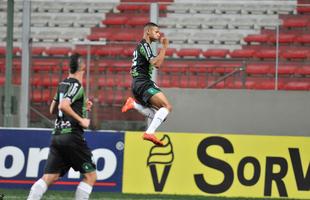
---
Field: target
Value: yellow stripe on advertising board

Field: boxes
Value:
[123,132,310,199]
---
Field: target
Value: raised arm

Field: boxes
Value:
[150,37,169,69]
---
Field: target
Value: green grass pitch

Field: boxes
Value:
[0,188,302,200]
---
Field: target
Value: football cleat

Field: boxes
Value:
[142,133,164,146]
[121,97,135,113]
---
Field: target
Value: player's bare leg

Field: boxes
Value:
[122,97,156,119]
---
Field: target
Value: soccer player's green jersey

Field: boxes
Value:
[131,39,156,79]
[52,77,86,135]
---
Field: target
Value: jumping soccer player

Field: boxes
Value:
[122,22,172,146]
[27,53,96,200]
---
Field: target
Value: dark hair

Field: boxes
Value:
[69,53,81,74]
[144,22,159,29]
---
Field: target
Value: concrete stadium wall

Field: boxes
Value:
[160,89,310,136]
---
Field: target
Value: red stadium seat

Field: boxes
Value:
[0,47,5,55]
[214,65,240,73]
[297,6,310,14]
[230,49,255,58]
[269,64,297,75]
[189,65,214,73]
[95,45,124,56]
[158,48,176,57]
[0,76,5,86]
[117,4,140,12]
[0,47,21,55]
[162,60,189,69]
[126,16,149,26]
[295,34,310,44]
[282,18,309,28]
[202,49,229,58]
[32,90,43,103]
[42,75,61,87]
[98,76,115,87]
[296,65,310,75]
[123,46,136,57]
[73,46,97,56]
[109,32,141,41]
[110,60,132,68]
[31,90,51,103]
[244,34,270,43]
[42,90,51,102]
[45,47,71,56]
[246,63,271,74]
[281,50,308,59]
[102,16,128,25]
[268,34,296,43]
[284,81,310,90]
[117,2,168,12]
[227,80,256,89]
[255,49,277,59]
[255,80,285,90]
[31,75,41,86]
[87,32,113,41]
[157,77,171,87]
[177,48,202,57]
[31,47,46,56]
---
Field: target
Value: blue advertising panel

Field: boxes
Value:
[0,128,124,192]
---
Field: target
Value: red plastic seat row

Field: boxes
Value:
[157,75,310,90]
[297,6,310,14]
[0,46,74,56]
[245,33,310,44]
[0,76,5,85]
[98,75,131,88]
[0,47,21,55]
[31,90,52,103]
[97,89,131,105]
[117,3,167,12]
[254,49,309,59]
[102,15,149,26]
[282,18,309,28]
[244,33,310,44]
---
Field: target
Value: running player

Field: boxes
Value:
[122,22,172,146]
[27,53,96,200]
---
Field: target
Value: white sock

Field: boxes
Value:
[133,101,156,119]
[27,179,48,200]
[146,107,169,134]
[75,182,93,200]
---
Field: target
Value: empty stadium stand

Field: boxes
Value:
[0,0,309,128]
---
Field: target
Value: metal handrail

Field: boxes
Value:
[207,66,246,89]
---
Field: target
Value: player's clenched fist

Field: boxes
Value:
[79,118,90,128]
[160,37,169,49]
[86,99,93,111]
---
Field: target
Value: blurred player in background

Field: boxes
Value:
[27,53,96,200]
[122,22,172,146]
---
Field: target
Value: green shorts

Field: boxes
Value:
[132,78,161,107]
[44,134,96,176]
